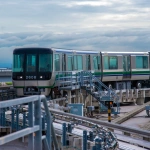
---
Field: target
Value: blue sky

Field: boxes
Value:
[0,0,150,67]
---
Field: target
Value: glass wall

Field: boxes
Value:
[104,56,118,69]
[54,54,60,71]
[136,56,148,69]
[13,54,24,72]
[39,54,53,72]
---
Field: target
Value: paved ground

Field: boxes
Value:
[119,103,150,131]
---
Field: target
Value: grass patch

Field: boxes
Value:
[5,82,13,85]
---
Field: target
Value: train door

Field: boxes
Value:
[86,55,91,70]
[123,55,131,78]
[92,53,101,80]
[62,53,66,71]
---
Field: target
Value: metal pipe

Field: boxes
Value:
[41,95,60,150]
[28,102,34,150]
[34,96,42,150]
[51,123,60,150]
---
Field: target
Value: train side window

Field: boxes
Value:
[104,56,118,69]
[68,55,73,71]
[93,56,100,70]
[104,56,109,69]
[54,54,60,71]
[109,56,118,69]
[73,55,83,70]
[73,56,77,70]
[77,55,83,70]
[136,56,148,69]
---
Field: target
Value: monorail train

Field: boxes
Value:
[12,47,150,96]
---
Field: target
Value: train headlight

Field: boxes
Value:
[40,76,43,79]
[17,76,23,79]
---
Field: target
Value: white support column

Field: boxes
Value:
[67,91,72,104]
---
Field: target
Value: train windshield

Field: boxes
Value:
[39,54,53,72]
[13,54,24,72]
[26,54,37,72]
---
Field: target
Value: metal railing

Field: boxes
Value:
[0,95,52,150]
[49,108,150,149]
[57,71,120,114]
[79,71,120,114]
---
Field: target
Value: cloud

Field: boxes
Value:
[0,0,150,67]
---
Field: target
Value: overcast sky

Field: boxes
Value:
[0,0,150,67]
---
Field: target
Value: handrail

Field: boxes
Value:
[57,71,120,113]
[0,95,54,150]
[80,71,120,113]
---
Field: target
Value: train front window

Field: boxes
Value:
[13,54,24,72]
[39,54,53,72]
[26,54,36,72]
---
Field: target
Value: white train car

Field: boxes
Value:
[12,48,150,101]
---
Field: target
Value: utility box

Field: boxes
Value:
[68,103,84,116]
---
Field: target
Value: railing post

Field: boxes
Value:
[62,123,67,146]
[23,111,26,129]
[16,108,19,130]
[0,108,2,126]
[82,130,87,150]
[2,108,6,126]
[28,102,34,150]
[11,108,15,131]
[34,98,42,150]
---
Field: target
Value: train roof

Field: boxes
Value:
[13,47,53,54]
[101,51,148,55]
[53,48,149,55]
[53,48,99,54]
[13,47,149,55]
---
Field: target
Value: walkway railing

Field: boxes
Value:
[57,71,120,114]
[79,71,120,114]
[0,95,52,150]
